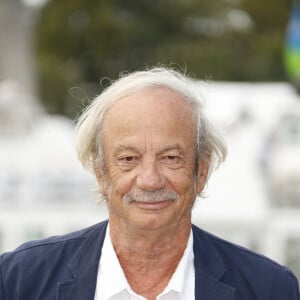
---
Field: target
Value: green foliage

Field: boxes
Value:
[36,0,293,118]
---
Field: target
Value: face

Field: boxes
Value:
[95,87,209,232]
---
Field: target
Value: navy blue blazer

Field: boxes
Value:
[0,221,299,299]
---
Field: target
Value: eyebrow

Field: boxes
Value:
[112,144,185,156]
[112,145,140,156]
[157,144,184,156]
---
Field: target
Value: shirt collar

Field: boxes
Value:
[96,223,194,300]
[160,229,194,298]
[96,224,131,299]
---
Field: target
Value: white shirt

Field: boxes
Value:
[94,224,195,300]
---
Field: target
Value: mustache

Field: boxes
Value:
[123,189,179,203]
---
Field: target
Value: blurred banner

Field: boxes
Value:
[284,1,300,90]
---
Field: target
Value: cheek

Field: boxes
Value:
[106,168,137,196]
[165,169,196,195]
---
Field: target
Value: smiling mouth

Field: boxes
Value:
[132,200,172,210]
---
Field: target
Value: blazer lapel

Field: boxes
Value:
[195,270,236,300]
[56,221,108,300]
[192,225,236,300]
[56,222,235,300]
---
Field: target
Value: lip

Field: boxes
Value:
[132,200,171,211]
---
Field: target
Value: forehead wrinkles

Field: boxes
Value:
[101,87,197,146]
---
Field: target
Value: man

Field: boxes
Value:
[0,67,299,299]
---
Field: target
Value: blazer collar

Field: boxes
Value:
[56,221,235,300]
[56,221,108,300]
[192,225,236,300]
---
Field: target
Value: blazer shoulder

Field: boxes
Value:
[0,221,108,299]
[193,224,285,271]
[0,221,107,261]
[192,224,300,299]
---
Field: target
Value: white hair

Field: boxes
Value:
[75,67,227,177]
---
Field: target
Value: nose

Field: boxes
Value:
[135,159,166,191]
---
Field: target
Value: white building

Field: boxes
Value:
[0,81,300,280]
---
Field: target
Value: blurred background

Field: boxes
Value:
[0,0,300,280]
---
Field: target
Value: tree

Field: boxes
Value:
[36,0,292,118]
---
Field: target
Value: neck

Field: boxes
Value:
[108,216,192,299]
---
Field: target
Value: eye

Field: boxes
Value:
[118,156,138,163]
[117,155,140,170]
[166,155,178,160]
[120,156,135,162]
[162,155,180,164]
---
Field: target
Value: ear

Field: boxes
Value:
[93,159,107,195]
[196,159,210,194]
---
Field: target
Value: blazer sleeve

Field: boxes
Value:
[286,269,300,300]
[271,267,300,300]
[0,255,5,300]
